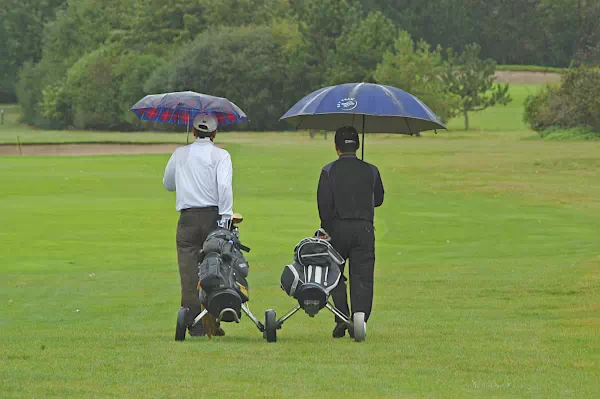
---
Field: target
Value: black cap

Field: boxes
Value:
[335,126,360,152]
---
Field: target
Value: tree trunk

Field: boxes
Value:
[464,111,469,131]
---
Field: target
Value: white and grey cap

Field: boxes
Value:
[193,114,218,134]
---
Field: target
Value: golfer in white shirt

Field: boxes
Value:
[163,114,232,336]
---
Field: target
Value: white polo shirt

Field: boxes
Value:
[163,138,233,220]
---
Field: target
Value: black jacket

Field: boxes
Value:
[317,154,384,233]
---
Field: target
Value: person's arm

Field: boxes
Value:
[163,153,176,191]
[217,152,233,222]
[317,169,334,233]
[373,166,384,207]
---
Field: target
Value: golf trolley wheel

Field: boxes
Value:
[175,307,189,341]
[264,309,277,343]
[353,312,366,342]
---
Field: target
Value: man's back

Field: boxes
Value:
[163,138,232,214]
[317,154,384,232]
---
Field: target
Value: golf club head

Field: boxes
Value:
[232,213,243,225]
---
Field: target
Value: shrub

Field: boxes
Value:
[63,46,163,130]
[537,127,600,140]
[524,66,600,135]
[145,25,309,131]
[16,62,64,129]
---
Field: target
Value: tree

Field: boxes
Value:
[443,43,511,130]
[374,31,458,124]
[125,0,205,50]
[0,0,66,102]
[56,44,163,130]
[199,0,290,28]
[326,11,396,85]
[572,0,600,65]
[0,19,13,101]
[16,0,135,126]
[145,25,310,131]
[290,0,362,87]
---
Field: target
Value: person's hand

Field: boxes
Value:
[217,217,231,229]
[314,228,330,240]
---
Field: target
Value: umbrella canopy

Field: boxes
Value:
[131,91,248,127]
[280,83,446,135]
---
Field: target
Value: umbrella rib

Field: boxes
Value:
[295,115,307,130]
[296,86,336,115]
[404,118,413,135]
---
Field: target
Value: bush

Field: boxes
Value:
[524,66,600,135]
[60,46,163,130]
[536,127,600,141]
[145,25,310,131]
[16,62,64,129]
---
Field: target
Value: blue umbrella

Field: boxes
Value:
[280,83,446,158]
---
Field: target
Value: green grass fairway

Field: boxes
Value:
[446,84,544,132]
[1,133,599,398]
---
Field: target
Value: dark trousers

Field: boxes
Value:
[176,207,219,319]
[329,220,376,323]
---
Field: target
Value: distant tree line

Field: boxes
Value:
[1,0,596,130]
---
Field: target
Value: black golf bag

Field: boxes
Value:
[198,228,250,322]
[280,237,345,316]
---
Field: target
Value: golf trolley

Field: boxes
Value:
[175,214,265,341]
[262,230,367,343]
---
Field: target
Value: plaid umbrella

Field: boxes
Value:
[131,91,248,127]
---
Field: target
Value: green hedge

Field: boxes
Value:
[538,127,600,140]
[496,65,565,73]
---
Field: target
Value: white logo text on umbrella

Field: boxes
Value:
[337,98,358,111]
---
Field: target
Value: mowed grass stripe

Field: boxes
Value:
[1,132,599,397]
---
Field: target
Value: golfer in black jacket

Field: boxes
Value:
[317,126,385,338]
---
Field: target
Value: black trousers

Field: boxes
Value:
[329,220,376,323]
[176,207,219,320]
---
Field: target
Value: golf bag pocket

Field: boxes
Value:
[199,253,224,293]
[203,229,250,277]
[281,262,304,297]
[280,261,341,297]
[234,273,249,302]
[199,254,250,300]
[229,255,249,278]
[294,238,345,267]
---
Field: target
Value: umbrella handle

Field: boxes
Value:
[186,117,190,144]
[361,115,365,161]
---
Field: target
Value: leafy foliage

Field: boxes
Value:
[291,0,362,87]
[374,31,458,123]
[443,44,512,130]
[0,0,67,102]
[199,0,290,28]
[524,66,600,134]
[145,25,309,131]
[326,11,396,85]
[4,0,600,105]
[12,0,596,132]
[61,46,163,130]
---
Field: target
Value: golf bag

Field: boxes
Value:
[198,228,250,321]
[280,237,344,315]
